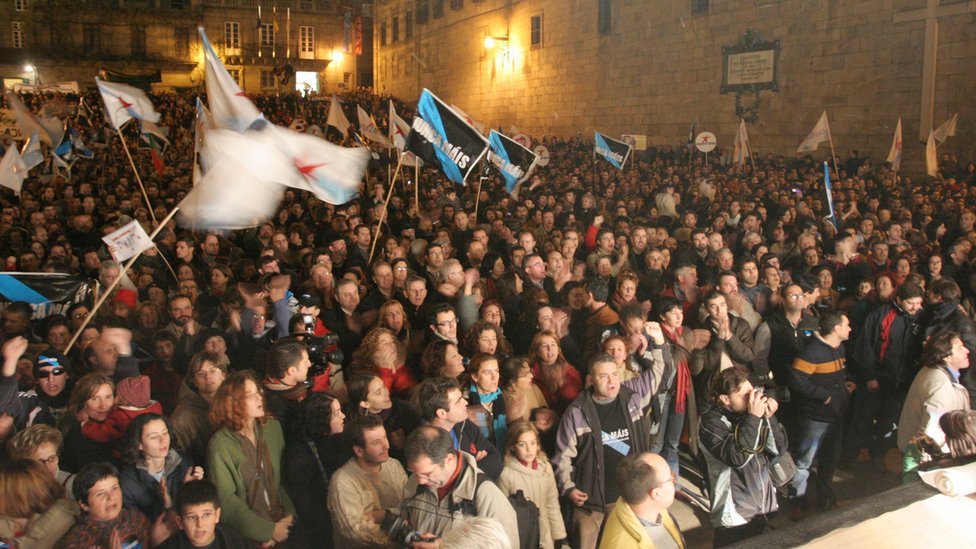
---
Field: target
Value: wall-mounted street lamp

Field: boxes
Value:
[484,34,509,50]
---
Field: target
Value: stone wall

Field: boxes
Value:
[374,0,976,174]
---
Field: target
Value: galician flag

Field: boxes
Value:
[886,118,902,172]
[732,119,751,166]
[926,129,939,177]
[95,78,161,130]
[389,100,420,166]
[0,144,28,194]
[796,111,831,154]
[357,105,392,147]
[932,113,958,144]
[326,94,351,138]
[199,26,264,132]
[5,92,63,146]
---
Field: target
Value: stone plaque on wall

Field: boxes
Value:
[721,36,779,94]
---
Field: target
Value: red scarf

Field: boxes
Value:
[662,325,691,413]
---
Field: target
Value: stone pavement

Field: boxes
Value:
[670,448,905,548]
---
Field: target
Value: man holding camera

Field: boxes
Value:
[699,367,788,547]
[400,425,519,549]
[787,312,855,518]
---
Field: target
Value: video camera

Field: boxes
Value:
[292,314,343,379]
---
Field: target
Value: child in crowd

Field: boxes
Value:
[497,421,568,549]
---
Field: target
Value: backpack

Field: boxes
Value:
[457,472,541,549]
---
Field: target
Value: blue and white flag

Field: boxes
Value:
[199,27,264,132]
[488,130,538,194]
[823,161,837,229]
[405,89,489,184]
[594,131,631,169]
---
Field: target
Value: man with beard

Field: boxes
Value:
[166,294,203,373]
[327,415,408,548]
[326,233,350,276]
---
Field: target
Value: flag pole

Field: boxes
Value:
[826,118,840,178]
[65,206,180,353]
[474,177,484,221]
[414,161,420,213]
[153,245,179,283]
[369,154,404,263]
[116,127,158,224]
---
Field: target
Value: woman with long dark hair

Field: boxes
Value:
[119,413,203,522]
[281,392,348,548]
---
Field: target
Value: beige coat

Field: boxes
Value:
[498,458,567,549]
[898,366,971,451]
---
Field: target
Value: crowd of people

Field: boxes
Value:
[0,84,976,549]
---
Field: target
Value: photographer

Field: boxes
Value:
[699,367,788,547]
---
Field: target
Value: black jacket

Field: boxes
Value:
[789,335,852,423]
[452,419,503,480]
[849,301,922,391]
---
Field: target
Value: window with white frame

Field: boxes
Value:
[14,0,26,11]
[225,22,240,50]
[260,23,275,48]
[299,26,314,59]
[11,21,22,48]
[227,68,241,84]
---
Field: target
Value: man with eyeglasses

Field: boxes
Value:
[427,303,459,345]
[753,283,819,392]
[523,253,557,303]
[400,425,518,549]
[599,452,685,549]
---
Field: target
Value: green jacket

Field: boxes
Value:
[207,419,296,543]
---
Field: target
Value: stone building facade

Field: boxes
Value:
[374,0,975,172]
[0,0,374,95]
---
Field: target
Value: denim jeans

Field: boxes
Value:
[650,392,685,476]
[790,416,843,500]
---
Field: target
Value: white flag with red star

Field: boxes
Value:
[95,78,160,130]
[886,118,902,172]
[357,105,392,147]
[389,100,420,167]
[269,125,370,204]
[199,27,264,132]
